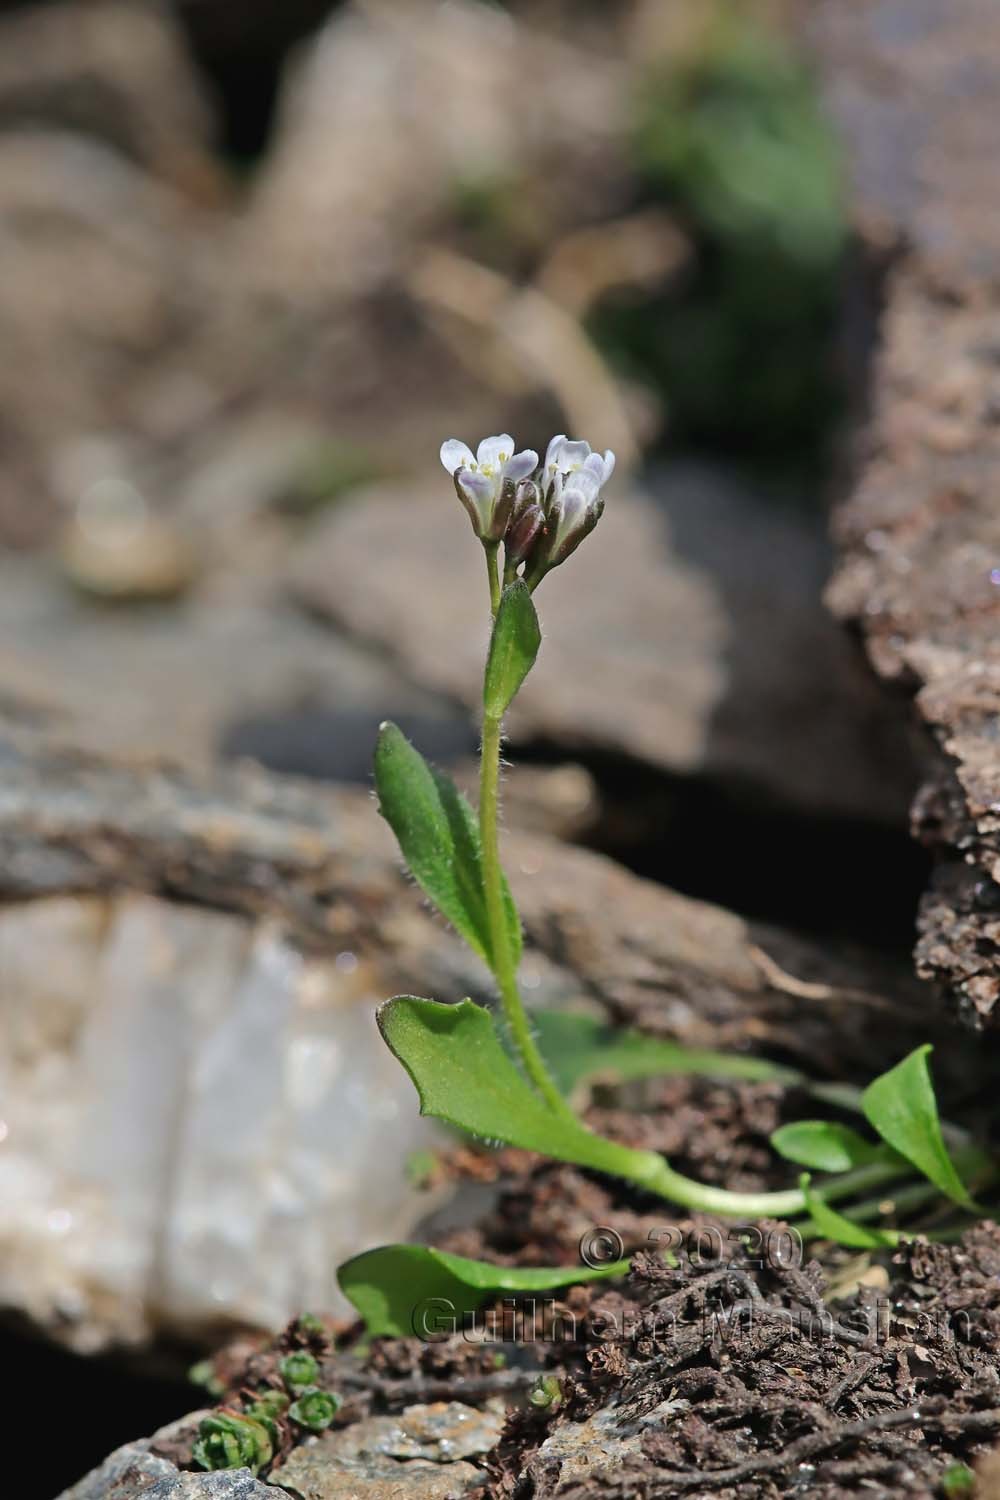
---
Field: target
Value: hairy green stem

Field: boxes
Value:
[479,699,573,1123]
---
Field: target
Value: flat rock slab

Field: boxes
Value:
[270,1402,503,1499]
[807,0,1000,1024]
[60,1405,499,1500]
[289,461,920,825]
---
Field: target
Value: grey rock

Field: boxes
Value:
[144,1476,274,1500]
[270,1401,501,1499]
[57,1414,267,1500]
[59,1443,178,1500]
[0,553,469,779]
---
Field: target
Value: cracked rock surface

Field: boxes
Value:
[807,0,1000,1026]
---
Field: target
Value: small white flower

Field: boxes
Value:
[532,435,615,577]
[541,435,615,506]
[440,434,538,542]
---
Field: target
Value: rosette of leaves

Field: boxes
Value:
[193,1412,275,1475]
[289,1387,340,1431]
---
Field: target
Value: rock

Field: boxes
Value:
[806,0,1000,1024]
[58,486,198,602]
[270,1402,503,1498]
[0,553,470,776]
[59,1411,277,1500]
[239,0,627,308]
[0,724,979,1352]
[60,1442,179,1500]
[0,131,204,548]
[0,0,221,197]
[289,461,921,824]
[0,891,442,1351]
[529,1401,684,1487]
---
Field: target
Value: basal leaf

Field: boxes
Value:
[799,1174,900,1250]
[377,996,664,1186]
[533,1010,802,1094]
[770,1120,882,1174]
[861,1046,977,1209]
[338,1244,627,1338]
[484,581,541,718]
[374,723,521,966]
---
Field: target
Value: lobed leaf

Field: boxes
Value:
[374,723,521,967]
[377,996,664,1186]
[861,1046,977,1209]
[484,580,541,718]
[338,1243,628,1339]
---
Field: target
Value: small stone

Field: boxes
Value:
[269,1404,499,1499]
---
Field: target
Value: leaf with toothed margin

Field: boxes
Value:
[337,1244,628,1338]
[377,995,663,1185]
[373,722,521,967]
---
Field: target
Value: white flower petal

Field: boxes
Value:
[556,439,592,471]
[503,449,538,483]
[553,487,588,545]
[440,439,475,475]
[476,434,515,471]
[602,449,616,481]
[543,434,567,475]
[456,467,496,533]
[573,468,602,503]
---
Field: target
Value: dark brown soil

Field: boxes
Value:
[194,1075,1000,1498]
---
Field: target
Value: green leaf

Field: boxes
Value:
[861,1045,977,1209]
[288,1389,340,1431]
[799,1174,899,1250]
[770,1120,882,1174]
[374,723,520,967]
[377,996,663,1187]
[533,1010,803,1094]
[484,580,541,718]
[338,1243,628,1338]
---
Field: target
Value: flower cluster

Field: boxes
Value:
[440,432,614,585]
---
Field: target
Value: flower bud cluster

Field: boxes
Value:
[439,432,614,585]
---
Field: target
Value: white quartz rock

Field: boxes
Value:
[0,894,438,1350]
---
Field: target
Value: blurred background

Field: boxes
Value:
[0,0,934,1491]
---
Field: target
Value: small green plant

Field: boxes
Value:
[193,1332,339,1473]
[338,434,996,1332]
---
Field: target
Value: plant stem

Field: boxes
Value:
[485,542,501,617]
[629,1151,909,1220]
[479,708,574,1119]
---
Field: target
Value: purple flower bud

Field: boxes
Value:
[527,435,614,584]
[505,501,544,567]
